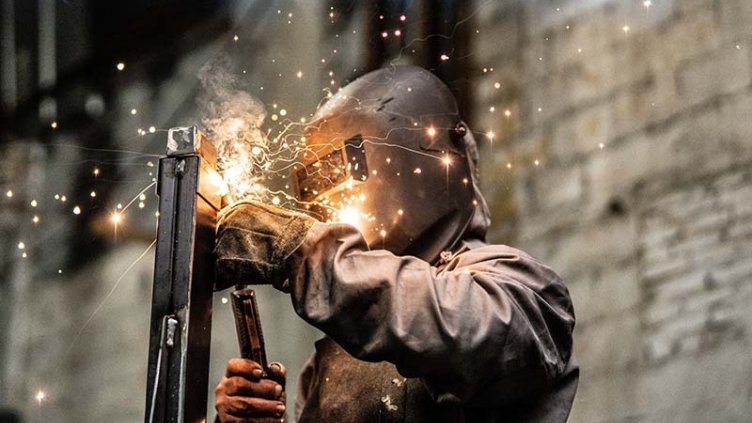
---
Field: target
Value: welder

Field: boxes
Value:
[213,66,578,422]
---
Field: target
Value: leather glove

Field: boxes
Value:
[215,359,287,423]
[215,200,316,291]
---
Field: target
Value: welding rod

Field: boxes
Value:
[230,287,269,370]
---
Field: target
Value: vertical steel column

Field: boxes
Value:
[145,127,223,423]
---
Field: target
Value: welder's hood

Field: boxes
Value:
[294,65,490,262]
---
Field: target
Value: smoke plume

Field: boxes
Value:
[198,56,270,201]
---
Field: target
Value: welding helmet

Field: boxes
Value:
[293,66,477,263]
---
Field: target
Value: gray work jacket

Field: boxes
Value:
[287,220,578,422]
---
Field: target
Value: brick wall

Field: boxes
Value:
[473,0,752,421]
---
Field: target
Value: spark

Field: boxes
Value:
[130,108,137,115]
[426,126,437,138]
[643,0,652,8]
[381,31,389,38]
[30,199,37,207]
[534,159,540,166]
[400,15,406,22]
[506,163,512,169]
[504,109,512,117]
[149,126,156,133]
[51,121,57,129]
[280,109,287,116]
[111,212,122,225]
[440,54,450,61]
[5,190,12,198]
[296,70,303,78]
[394,29,401,37]
[138,202,145,209]
[272,196,281,205]
[93,168,100,176]
[442,155,451,166]
[73,206,81,215]
[494,82,501,89]
[233,35,239,42]
[90,191,96,198]
[489,106,495,112]
[397,209,404,216]
[413,168,422,174]
[116,62,125,71]
[35,390,46,404]
[623,25,631,34]
[380,229,387,237]
[221,297,229,304]
[486,130,495,140]
[32,215,40,224]
[337,206,361,227]
[60,195,67,202]
[599,143,605,149]
[17,242,25,250]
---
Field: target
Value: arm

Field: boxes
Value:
[286,222,575,407]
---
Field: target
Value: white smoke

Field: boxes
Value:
[198,57,270,201]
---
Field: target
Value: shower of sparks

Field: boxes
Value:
[0,4,586,391]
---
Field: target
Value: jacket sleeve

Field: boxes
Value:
[286,222,576,407]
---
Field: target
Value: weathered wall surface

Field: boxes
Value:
[473,0,752,421]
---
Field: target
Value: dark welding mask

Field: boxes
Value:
[293,66,476,263]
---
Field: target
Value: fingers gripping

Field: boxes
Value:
[216,359,286,422]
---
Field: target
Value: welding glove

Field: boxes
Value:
[215,200,316,291]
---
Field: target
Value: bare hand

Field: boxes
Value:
[215,359,286,423]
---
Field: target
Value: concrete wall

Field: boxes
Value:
[472,0,752,421]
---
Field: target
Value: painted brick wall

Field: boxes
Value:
[472,0,752,421]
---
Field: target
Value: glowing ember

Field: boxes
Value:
[337,206,362,227]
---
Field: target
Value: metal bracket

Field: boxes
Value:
[144,127,222,423]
